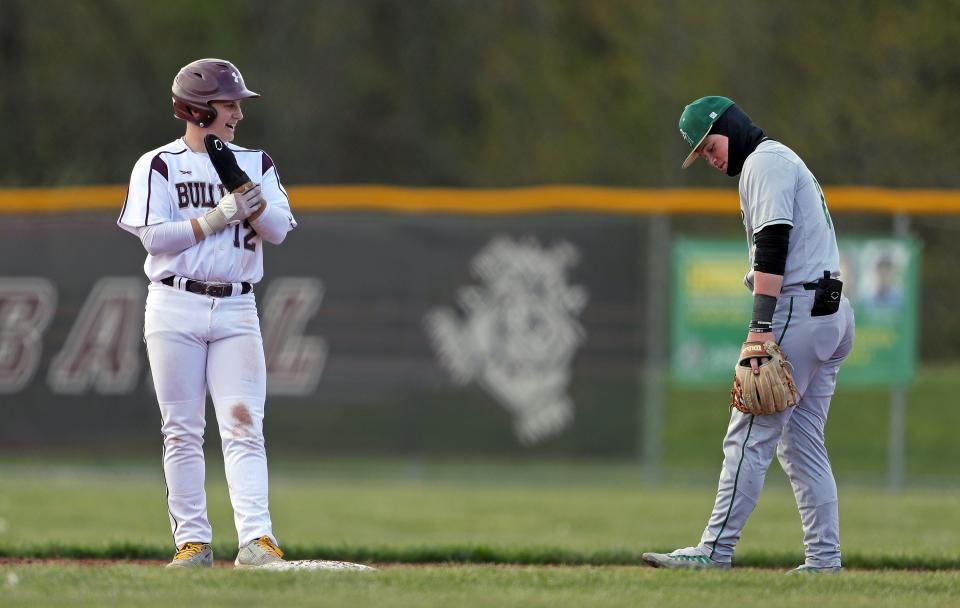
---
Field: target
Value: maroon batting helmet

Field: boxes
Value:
[172,58,259,127]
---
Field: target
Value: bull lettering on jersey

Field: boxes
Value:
[47,278,144,395]
[261,278,327,396]
[176,181,228,209]
[0,278,57,393]
[175,182,189,207]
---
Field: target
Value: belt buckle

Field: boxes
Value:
[207,283,229,298]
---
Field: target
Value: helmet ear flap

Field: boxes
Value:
[194,106,211,128]
[172,97,217,127]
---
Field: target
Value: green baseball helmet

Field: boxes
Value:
[678,96,735,168]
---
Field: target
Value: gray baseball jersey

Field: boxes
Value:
[695,139,856,568]
[739,140,840,290]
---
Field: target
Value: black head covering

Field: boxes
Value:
[708,104,767,177]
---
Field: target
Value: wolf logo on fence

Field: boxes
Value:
[426,236,588,445]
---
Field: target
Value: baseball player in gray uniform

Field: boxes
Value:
[642,96,855,573]
[118,59,296,568]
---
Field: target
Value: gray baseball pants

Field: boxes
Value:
[696,289,856,567]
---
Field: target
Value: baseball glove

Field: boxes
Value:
[730,341,800,415]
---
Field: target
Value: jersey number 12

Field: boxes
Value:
[233,220,256,252]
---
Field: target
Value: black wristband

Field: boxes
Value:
[750,294,777,333]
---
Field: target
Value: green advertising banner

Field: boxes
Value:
[670,238,919,386]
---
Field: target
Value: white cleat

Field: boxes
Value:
[787,564,843,575]
[234,535,285,568]
[166,542,213,568]
[642,546,731,570]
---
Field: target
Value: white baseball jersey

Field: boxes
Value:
[739,140,840,290]
[117,138,296,284]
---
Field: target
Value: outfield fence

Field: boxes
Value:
[1,187,957,487]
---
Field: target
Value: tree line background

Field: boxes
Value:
[1,0,958,188]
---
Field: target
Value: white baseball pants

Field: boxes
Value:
[144,283,276,548]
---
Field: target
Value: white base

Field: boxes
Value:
[256,560,377,572]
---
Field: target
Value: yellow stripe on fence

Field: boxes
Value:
[1,185,959,214]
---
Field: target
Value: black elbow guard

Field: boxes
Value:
[753,224,790,275]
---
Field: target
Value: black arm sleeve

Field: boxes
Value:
[753,224,791,275]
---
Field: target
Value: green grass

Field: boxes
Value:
[1,461,959,606]
[4,365,959,604]
[2,564,959,608]
[0,461,958,568]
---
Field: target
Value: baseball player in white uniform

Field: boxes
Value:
[643,96,855,573]
[117,58,296,568]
